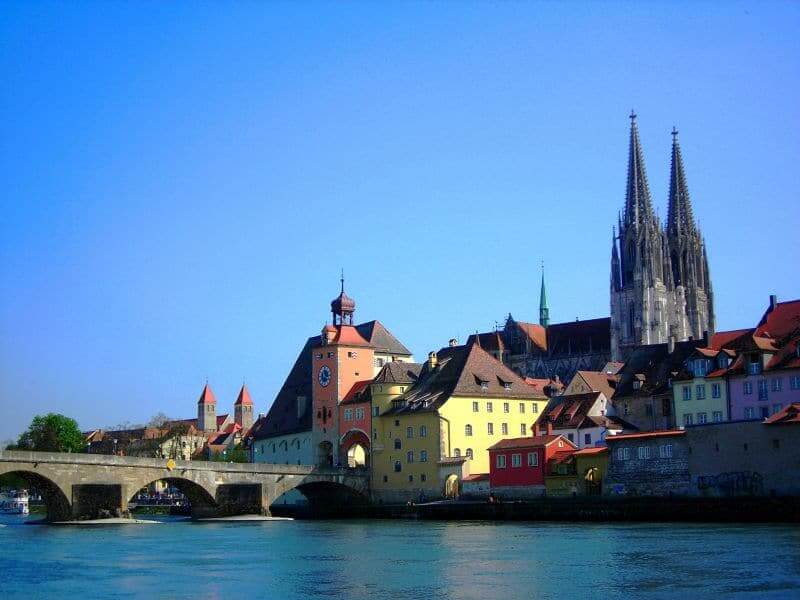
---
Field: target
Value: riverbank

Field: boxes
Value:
[272,496,800,523]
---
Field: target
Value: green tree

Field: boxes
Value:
[15,413,85,453]
[211,443,249,463]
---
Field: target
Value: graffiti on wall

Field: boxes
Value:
[696,471,764,496]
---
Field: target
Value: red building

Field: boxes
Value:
[488,426,577,497]
[338,380,372,467]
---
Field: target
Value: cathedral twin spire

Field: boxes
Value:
[610,113,715,359]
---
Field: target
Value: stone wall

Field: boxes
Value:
[605,436,690,496]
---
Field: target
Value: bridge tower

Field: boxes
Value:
[311,277,375,467]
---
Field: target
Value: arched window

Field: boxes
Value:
[394,438,401,450]
[420,425,428,437]
[406,451,414,463]
[394,460,402,472]
[466,448,473,459]
[454,448,461,457]
[465,424,473,436]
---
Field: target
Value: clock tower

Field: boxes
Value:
[311,277,375,467]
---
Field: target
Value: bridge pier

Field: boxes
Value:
[214,484,266,517]
[72,484,127,520]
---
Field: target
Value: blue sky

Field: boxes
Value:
[1,2,798,442]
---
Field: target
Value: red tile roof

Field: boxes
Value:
[216,414,229,427]
[573,446,609,456]
[197,383,216,405]
[517,322,547,351]
[234,385,253,405]
[333,325,372,347]
[340,380,373,406]
[488,434,574,451]
[756,299,800,342]
[764,402,800,425]
[573,370,619,398]
[710,328,753,350]
[605,429,686,442]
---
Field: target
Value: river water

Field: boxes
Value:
[1,515,799,599]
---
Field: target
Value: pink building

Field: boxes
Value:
[726,297,800,421]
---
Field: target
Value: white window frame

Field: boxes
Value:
[527,451,538,467]
[496,454,506,469]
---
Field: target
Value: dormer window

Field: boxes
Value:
[481,381,489,391]
[503,382,512,390]
[748,354,762,375]
[633,380,642,390]
[718,355,729,369]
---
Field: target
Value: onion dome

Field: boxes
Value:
[330,272,356,325]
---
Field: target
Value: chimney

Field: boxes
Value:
[546,420,553,435]
[449,338,458,347]
[427,351,438,370]
[668,335,676,354]
[769,294,778,311]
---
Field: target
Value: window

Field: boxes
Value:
[373,429,377,440]
[584,433,592,446]
[496,454,507,468]
[472,401,479,412]
[520,424,527,435]
[408,474,413,482]
[327,351,334,358]
[487,423,494,435]
[758,380,768,401]
[501,423,508,435]
[394,461,402,472]
[465,448,473,459]
[344,409,353,421]
[744,406,755,419]
[503,382,512,391]
[761,406,769,419]
[532,403,539,414]
[659,444,673,458]
[487,402,493,413]
[772,404,783,415]
[511,453,522,467]
[527,452,538,466]
[395,419,400,426]
[519,403,526,413]
[347,351,357,358]
[748,356,762,375]
[616,447,630,461]
[454,448,461,457]
[383,475,388,482]
[406,426,414,439]
[420,425,427,437]
[465,424,473,436]
[407,451,414,463]
[696,385,706,400]
[374,357,385,368]
[684,413,693,426]
[355,408,364,420]
[421,473,427,482]
[372,406,379,417]
[711,383,721,398]
[394,439,401,450]
[503,403,510,413]
[637,446,651,459]
[682,386,692,401]
[481,382,489,391]
[743,381,753,395]
[567,433,574,442]
[713,411,723,422]
[791,376,800,390]
[697,412,707,424]
[771,378,782,392]
[419,450,428,462]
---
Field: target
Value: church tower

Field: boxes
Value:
[610,115,715,360]
[234,384,254,432]
[197,383,217,432]
[665,127,715,341]
[539,265,550,327]
[610,112,672,360]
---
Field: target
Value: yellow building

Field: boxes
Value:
[371,341,549,503]
[573,446,608,496]
[672,348,734,427]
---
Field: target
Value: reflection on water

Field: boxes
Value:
[0,515,799,599]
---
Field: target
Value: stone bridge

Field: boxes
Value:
[0,450,368,521]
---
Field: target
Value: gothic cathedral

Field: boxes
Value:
[610,113,715,360]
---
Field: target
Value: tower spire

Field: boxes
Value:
[624,110,655,229]
[666,126,696,238]
[539,261,550,327]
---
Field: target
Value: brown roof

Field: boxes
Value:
[355,320,413,356]
[573,446,609,456]
[332,325,372,347]
[573,370,619,398]
[373,361,422,385]
[467,331,506,353]
[756,299,800,343]
[516,321,547,351]
[385,343,547,415]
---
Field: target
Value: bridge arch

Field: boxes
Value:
[339,429,370,468]
[0,467,71,521]
[127,476,218,518]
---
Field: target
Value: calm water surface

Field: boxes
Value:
[1,515,799,599]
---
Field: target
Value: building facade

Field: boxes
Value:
[604,430,691,496]
[488,432,576,499]
[672,348,733,427]
[610,114,714,361]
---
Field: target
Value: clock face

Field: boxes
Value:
[318,365,332,387]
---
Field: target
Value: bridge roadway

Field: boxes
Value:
[0,450,368,521]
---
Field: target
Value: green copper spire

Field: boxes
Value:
[539,262,550,327]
